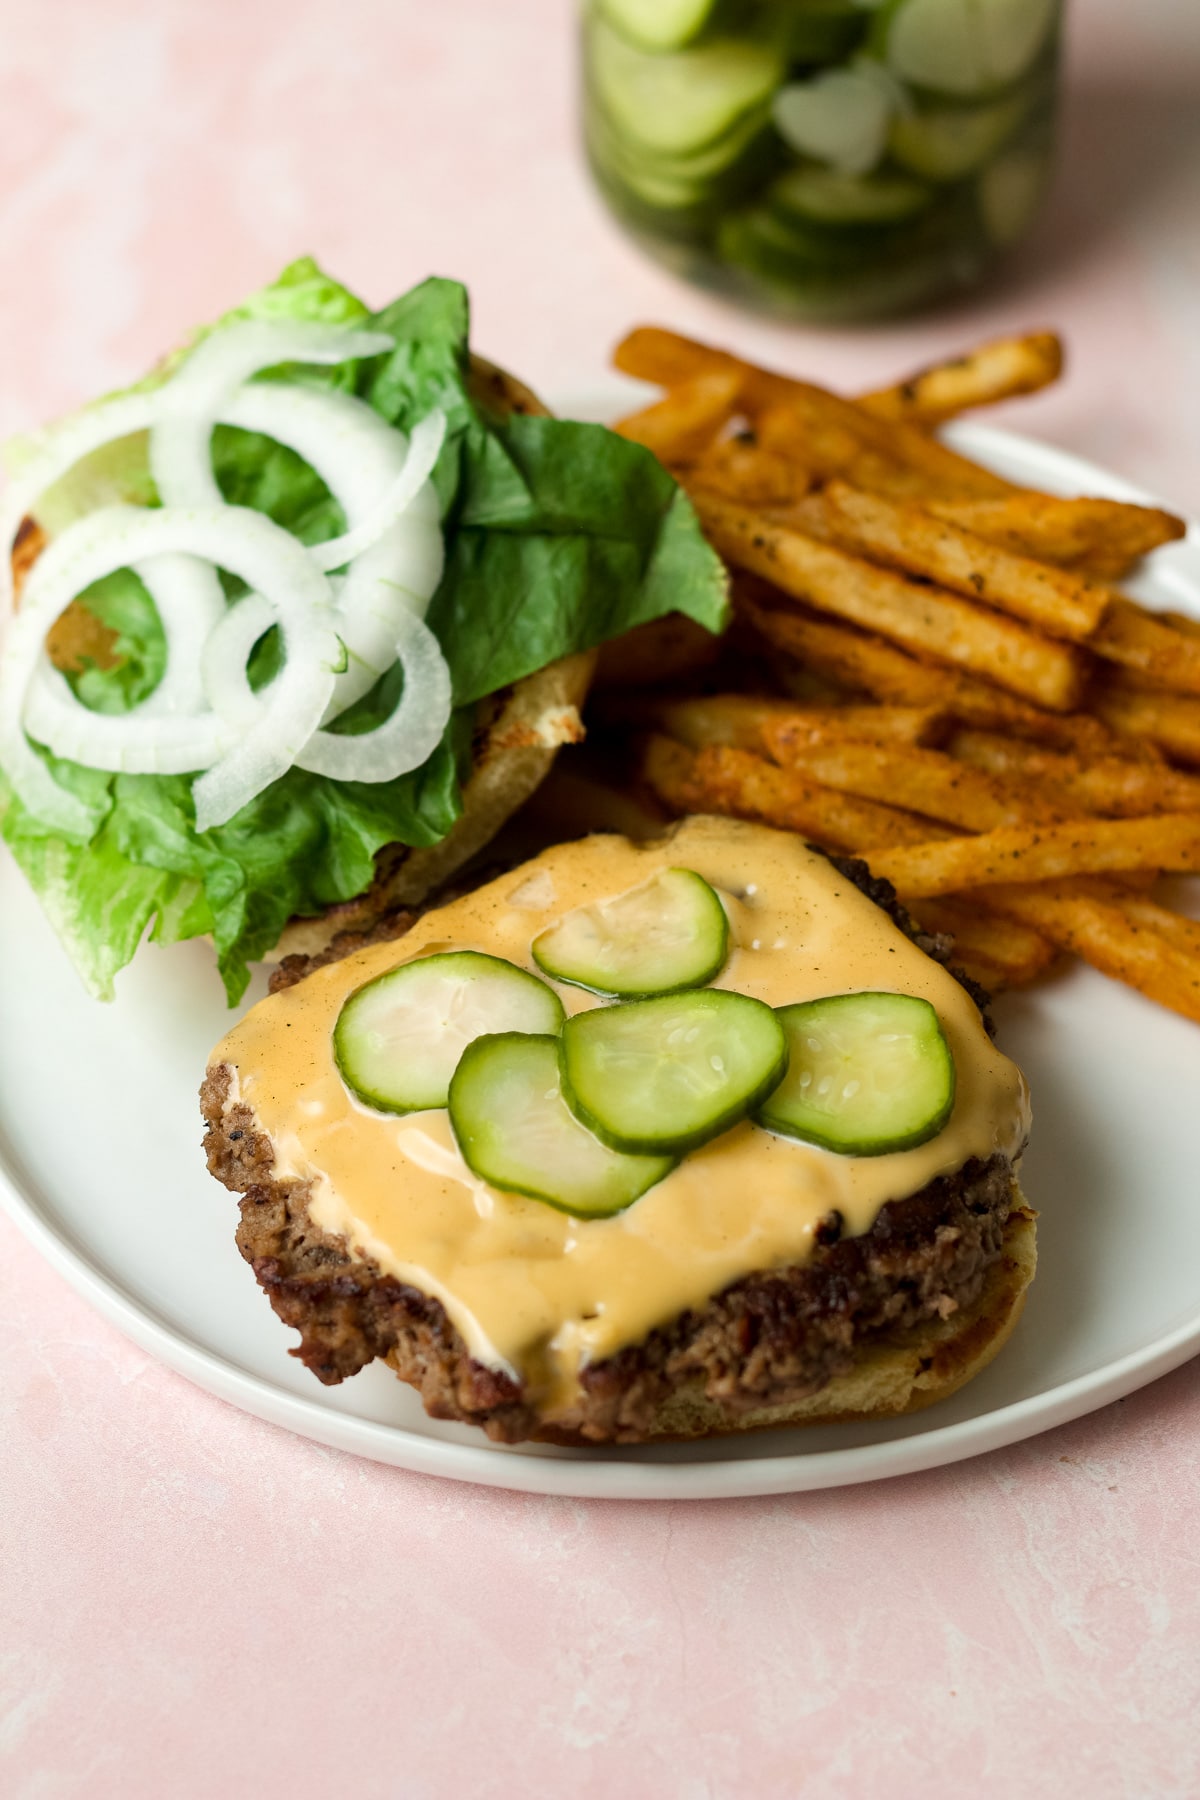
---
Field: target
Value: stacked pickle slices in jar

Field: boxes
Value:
[583,0,1062,320]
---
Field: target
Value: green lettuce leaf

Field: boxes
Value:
[2,259,728,1002]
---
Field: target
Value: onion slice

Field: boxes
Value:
[200,593,277,731]
[202,591,453,787]
[296,611,452,783]
[219,382,446,717]
[150,321,396,510]
[0,392,158,623]
[3,504,341,832]
[310,409,446,574]
[130,552,228,718]
[25,664,236,773]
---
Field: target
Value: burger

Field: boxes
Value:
[202,814,1034,1445]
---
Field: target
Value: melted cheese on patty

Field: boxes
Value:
[211,816,1030,1414]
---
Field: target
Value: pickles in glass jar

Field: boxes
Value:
[582,0,1062,320]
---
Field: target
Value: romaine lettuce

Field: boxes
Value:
[0,259,728,1002]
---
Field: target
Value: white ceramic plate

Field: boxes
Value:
[3,420,1200,1501]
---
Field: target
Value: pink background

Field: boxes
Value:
[4,1,1200,1793]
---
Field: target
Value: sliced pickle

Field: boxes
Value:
[334,951,563,1114]
[532,867,728,997]
[560,988,787,1155]
[757,991,955,1155]
[449,1033,674,1217]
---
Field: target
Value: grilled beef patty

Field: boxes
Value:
[202,853,1018,1444]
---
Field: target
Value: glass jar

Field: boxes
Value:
[582,0,1063,322]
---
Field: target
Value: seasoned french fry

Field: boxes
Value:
[858,332,1064,427]
[615,370,742,462]
[754,403,922,499]
[923,494,1186,580]
[1109,889,1200,958]
[603,693,803,752]
[685,433,811,507]
[694,492,1087,711]
[756,702,949,749]
[948,730,1200,815]
[613,326,1016,500]
[817,481,1109,640]
[907,896,1058,988]
[864,814,1200,898]
[1089,596,1200,696]
[762,736,1046,832]
[641,736,939,852]
[738,592,1152,757]
[604,693,945,754]
[979,881,1200,1025]
[1161,610,1200,641]
[1093,680,1200,765]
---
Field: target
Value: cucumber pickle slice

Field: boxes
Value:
[589,14,784,159]
[597,0,718,54]
[560,989,788,1155]
[769,164,934,227]
[449,1034,675,1217]
[334,952,564,1114]
[532,867,728,997]
[757,991,955,1155]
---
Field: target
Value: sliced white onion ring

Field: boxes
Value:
[0,321,458,836]
[310,409,446,574]
[150,321,396,510]
[296,610,452,783]
[3,504,341,833]
[200,593,276,731]
[201,590,452,786]
[25,663,236,772]
[219,383,446,717]
[130,552,228,718]
[0,392,158,623]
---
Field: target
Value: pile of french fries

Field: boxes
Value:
[598,326,1200,1023]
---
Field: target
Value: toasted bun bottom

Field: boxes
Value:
[537,1197,1036,1447]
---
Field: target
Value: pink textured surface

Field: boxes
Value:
[3,2,1200,1793]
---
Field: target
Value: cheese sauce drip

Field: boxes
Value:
[211,817,1030,1414]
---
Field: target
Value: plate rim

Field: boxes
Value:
[3,416,1199,1500]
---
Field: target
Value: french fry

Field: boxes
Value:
[1161,610,1200,641]
[753,402,923,499]
[641,736,939,852]
[613,326,1016,500]
[924,494,1186,579]
[694,492,1087,711]
[604,693,805,752]
[816,481,1109,640]
[604,693,945,754]
[1093,680,1200,765]
[948,730,1200,815]
[863,814,1200,899]
[1088,596,1200,696]
[907,896,1058,988]
[979,881,1200,1025]
[739,591,1154,757]
[615,370,742,462]
[1109,889,1200,958]
[762,735,1046,832]
[685,433,811,507]
[858,332,1064,427]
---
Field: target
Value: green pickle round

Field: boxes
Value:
[582,0,1062,320]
